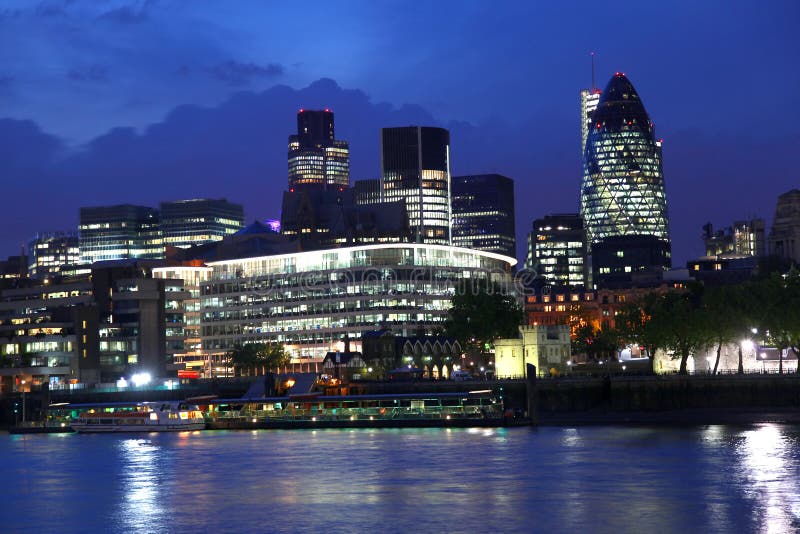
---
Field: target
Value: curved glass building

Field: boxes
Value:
[580,73,670,248]
[201,244,515,360]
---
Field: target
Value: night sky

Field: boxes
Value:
[1,1,798,265]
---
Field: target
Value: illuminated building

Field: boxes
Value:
[581,73,671,287]
[79,204,163,263]
[0,262,187,390]
[381,126,451,245]
[524,214,587,287]
[494,325,571,377]
[287,109,350,190]
[703,219,766,258]
[279,188,411,248]
[580,88,601,156]
[200,244,515,361]
[153,265,213,376]
[0,255,27,281]
[451,174,516,258]
[160,198,244,249]
[768,189,800,264]
[353,178,383,206]
[27,231,81,279]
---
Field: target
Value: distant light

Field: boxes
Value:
[299,108,304,113]
[252,418,257,423]
[324,108,330,112]
[131,373,151,387]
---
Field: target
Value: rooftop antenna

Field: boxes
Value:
[590,51,596,90]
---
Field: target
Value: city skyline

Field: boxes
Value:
[0,1,798,267]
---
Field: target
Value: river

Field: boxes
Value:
[2,424,799,533]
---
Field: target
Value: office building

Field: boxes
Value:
[0,262,187,390]
[451,174,516,258]
[525,214,587,287]
[200,243,515,361]
[702,219,766,258]
[768,189,800,265]
[381,126,451,245]
[153,265,214,376]
[160,198,244,249]
[353,178,383,206]
[580,88,601,157]
[581,73,671,286]
[27,232,81,279]
[581,72,670,246]
[287,109,350,190]
[79,204,163,264]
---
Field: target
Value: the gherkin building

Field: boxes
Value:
[580,73,670,249]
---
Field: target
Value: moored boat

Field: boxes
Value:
[70,401,206,433]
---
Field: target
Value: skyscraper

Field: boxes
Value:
[451,174,516,258]
[580,88,601,156]
[381,126,451,245]
[581,72,671,286]
[160,198,244,249]
[525,214,587,287]
[27,231,81,279]
[79,205,163,263]
[287,109,350,190]
[580,52,601,157]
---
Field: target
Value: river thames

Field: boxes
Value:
[2,424,799,533]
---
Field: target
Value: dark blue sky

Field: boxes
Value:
[1,0,798,265]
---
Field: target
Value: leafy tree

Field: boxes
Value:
[646,284,712,374]
[616,292,661,372]
[226,342,289,376]
[703,284,750,374]
[752,271,800,374]
[572,322,618,362]
[444,280,523,362]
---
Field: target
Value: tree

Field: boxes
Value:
[645,284,712,374]
[444,280,523,363]
[616,292,661,373]
[752,271,800,374]
[226,342,290,376]
[703,284,749,374]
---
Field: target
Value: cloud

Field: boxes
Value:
[97,5,149,25]
[67,65,109,83]
[208,60,284,86]
[0,77,794,267]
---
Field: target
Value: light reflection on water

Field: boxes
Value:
[1,425,799,533]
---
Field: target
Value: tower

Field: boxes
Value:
[287,109,350,191]
[381,126,451,245]
[580,73,671,286]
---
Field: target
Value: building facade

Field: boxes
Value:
[494,325,571,378]
[153,265,214,377]
[79,205,163,264]
[580,73,671,285]
[525,214,587,287]
[451,174,516,258]
[287,109,350,191]
[160,199,244,249]
[580,88,601,157]
[381,126,451,245]
[0,264,188,391]
[200,244,515,361]
[703,219,766,258]
[768,189,800,265]
[27,232,81,279]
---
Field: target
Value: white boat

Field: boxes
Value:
[70,401,206,432]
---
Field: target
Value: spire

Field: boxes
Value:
[590,51,596,91]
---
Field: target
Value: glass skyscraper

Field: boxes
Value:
[580,88,601,157]
[79,205,163,264]
[451,174,516,258]
[27,231,81,279]
[287,109,350,190]
[580,73,670,248]
[160,198,244,249]
[381,126,451,245]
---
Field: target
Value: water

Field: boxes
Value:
[2,425,800,533]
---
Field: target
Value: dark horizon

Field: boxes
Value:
[1,1,797,266]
